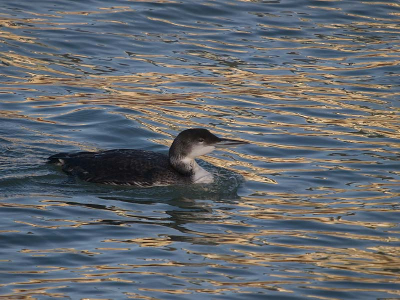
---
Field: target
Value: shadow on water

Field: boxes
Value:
[1,150,247,233]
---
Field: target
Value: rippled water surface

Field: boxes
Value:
[1,0,400,299]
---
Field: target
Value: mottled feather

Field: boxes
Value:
[48,149,191,186]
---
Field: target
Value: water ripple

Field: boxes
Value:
[0,0,399,299]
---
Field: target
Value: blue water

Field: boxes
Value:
[1,0,400,299]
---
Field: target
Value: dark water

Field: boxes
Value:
[1,0,400,299]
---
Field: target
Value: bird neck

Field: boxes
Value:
[169,140,214,183]
[169,155,214,183]
[169,155,196,176]
[169,139,193,175]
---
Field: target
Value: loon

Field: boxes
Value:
[48,128,248,186]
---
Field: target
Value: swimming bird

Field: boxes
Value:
[48,128,248,186]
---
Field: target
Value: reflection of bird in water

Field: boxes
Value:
[48,128,248,187]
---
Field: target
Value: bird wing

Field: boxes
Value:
[53,149,176,186]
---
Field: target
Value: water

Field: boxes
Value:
[1,0,399,299]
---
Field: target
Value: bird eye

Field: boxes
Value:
[198,138,205,143]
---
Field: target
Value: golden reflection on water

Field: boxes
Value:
[1,1,399,299]
[5,67,398,153]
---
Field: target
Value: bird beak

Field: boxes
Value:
[215,138,249,148]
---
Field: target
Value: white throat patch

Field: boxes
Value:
[188,144,215,159]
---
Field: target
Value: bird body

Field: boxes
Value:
[48,128,248,187]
